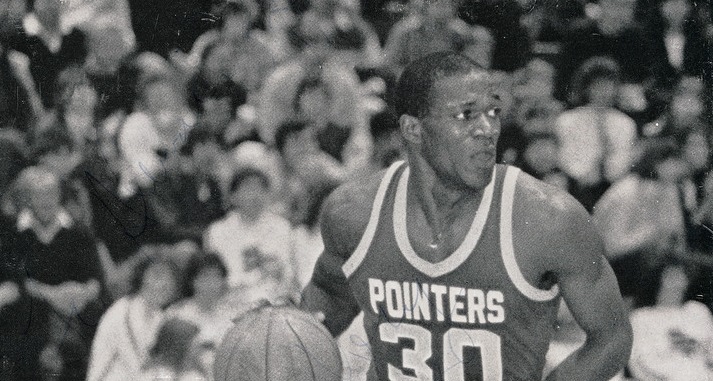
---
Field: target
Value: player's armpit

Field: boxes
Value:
[544,203,633,381]
[301,252,361,337]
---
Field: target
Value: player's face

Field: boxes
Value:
[418,72,501,189]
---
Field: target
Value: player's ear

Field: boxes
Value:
[400,114,422,145]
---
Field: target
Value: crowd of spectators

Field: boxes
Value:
[0,0,712,379]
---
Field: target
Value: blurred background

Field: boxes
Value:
[0,0,711,379]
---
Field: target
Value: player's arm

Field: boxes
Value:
[300,180,376,336]
[536,191,633,381]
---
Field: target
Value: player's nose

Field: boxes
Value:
[468,114,498,138]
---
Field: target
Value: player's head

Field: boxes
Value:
[396,51,501,190]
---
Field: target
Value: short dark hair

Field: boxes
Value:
[182,251,228,297]
[395,52,485,118]
[568,56,621,107]
[229,167,271,193]
[128,249,181,296]
[293,76,327,112]
[274,120,308,154]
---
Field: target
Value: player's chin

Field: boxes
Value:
[460,164,495,189]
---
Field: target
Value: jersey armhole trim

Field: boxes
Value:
[500,167,560,302]
[342,161,404,278]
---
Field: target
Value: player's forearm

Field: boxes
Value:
[545,321,632,381]
[300,282,359,337]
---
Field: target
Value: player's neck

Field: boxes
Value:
[409,158,483,246]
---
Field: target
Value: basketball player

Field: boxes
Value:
[300,52,632,381]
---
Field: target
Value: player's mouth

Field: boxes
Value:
[471,149,496,165]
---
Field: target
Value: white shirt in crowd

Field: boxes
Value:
[204,210,294,298]
[87,296,164,381]
[555,107,637,186]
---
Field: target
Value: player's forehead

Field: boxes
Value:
[427,71,500,111]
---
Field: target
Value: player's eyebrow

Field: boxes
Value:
[446,97,499,109]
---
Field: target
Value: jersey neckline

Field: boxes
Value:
[393,166,497,278]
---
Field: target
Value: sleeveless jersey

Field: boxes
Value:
[342,161,561,381]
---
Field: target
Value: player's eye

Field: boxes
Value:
[454,109,474,121]
[486,107,501,118]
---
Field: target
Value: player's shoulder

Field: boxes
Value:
[512,168,605,268]
[320,167,394,260]
[512,168,591,233]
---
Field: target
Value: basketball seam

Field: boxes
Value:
[285,317,317,380]
[299,315,340,355]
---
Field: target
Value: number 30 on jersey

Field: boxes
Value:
[379,323,502,381]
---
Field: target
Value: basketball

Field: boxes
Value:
[213,305,342,381]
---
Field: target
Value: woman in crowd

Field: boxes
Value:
[593,138,690,309]
[168,252,239,346]
[87,253,181,381]
[555,56,638,211]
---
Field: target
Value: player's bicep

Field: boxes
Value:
[553,212,629,339]
[558,254,627,338]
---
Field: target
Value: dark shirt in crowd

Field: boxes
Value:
[1,213,103,380]
[7,28,87,109]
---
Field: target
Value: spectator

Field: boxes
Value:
[5,0,88,110]
[87,254,181,381]
[169,252,238,346]
[117,75,196,199]
[140,318,208,381]
[554,56,638,211]
[555,0,661,116]
[295,76,373,167]
[64,0,136,77]
[297,0,382,68]
[186,78,250,150]
[257,34,363,146]
[211,0,277,95]
[384,0,494,74]
[253,0,299,63]
[274,120,346,224]
[629,270,713,380]
[642,76,707,139]
[593,138,689,308]
[2,167,104,380]
[518,133,569,191]
[457,0,531,72]
[643,0,711,83]
[203,166,296,301]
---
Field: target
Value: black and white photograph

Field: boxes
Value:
[0,0,711,379]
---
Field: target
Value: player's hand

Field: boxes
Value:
[248,297,326,323]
